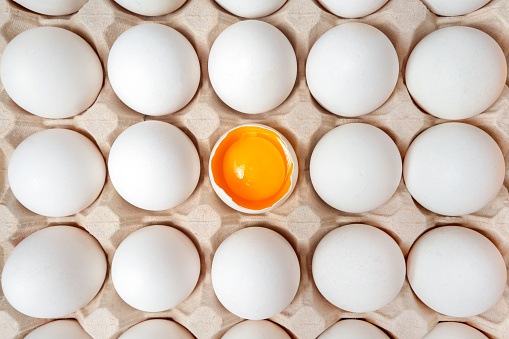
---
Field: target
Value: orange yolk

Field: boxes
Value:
[211,126,294,211]
[223,136,286,201]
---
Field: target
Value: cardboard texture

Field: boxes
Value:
[0,0,509,338]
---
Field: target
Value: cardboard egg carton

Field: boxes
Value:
[1,0,509,338]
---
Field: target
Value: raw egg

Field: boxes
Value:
[209,124,298,214]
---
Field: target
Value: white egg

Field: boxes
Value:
[214,0,287,18]
[222,320,291,339]
[25,320,92,339]
[119,319,194,339]
[8,129,106,217]
[208,20,297,114]
[211,227,300,320]
[306,23,399,117]
[13,0,88,15]
[422,0,492,16]
[108,23,200,116]
[423,322,489,339]
[112,226,200,312]
[114,0,186,16]
[108,121,200,211]
[318,320,390,339]
[403,123,504,216]
[313,224,406,313]
[310,123,402,213]
[1,27,103,119]
[1,226,107,318]
[406,26,506,120]
[407,226,507,317]
[209,124,298,214]
[318,0,389,18]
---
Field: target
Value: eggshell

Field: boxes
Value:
[222,320,291,339]
[423,322,489,339]
[108,121,200,211]
[403,122,505,216]
[422,0,492,16]
[12,0,88,15]
[318,319,390,339]
[406,26,506,120]
[310,123,402,213]
[209,124,298,214]
[8,128,106,217]
[112,226,200,312]
[211,227,300,320]
[119,319,194,339]
[114,0,186,16]
[25,320,92,339]
[0,27,103,119]
[108,23,200,116]
[407,226,507,317]
[312,224,406,313]
[208,20,297,114]
[1,226,107,318]
[214,0,287,18]
[318,0,389,18]
[306,23,398,117]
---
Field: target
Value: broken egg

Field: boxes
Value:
[209,124,298,214]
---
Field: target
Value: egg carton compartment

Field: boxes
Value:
[1,0,509,338]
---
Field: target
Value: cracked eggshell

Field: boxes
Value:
[209,124,298,214]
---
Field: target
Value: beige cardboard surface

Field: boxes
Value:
[1,0,509,338]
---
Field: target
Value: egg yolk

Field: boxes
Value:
[211,126,294,211]
[223,136,286,201]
